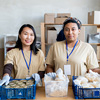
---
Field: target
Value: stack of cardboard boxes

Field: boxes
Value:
[55,13,71,24]
[44,13,71,24]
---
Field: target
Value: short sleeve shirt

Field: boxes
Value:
[4,48,45,79]
[46,40,99,83]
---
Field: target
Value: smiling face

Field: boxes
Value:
[19,27,34,50]
[64,22,80,43]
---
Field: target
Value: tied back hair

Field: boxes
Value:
[63,17,82,30]
[15,24,39,55]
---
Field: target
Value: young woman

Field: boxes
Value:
[0,24,45,86]
[46,17,100,84]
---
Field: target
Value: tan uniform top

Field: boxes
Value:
[46,40,99,84]
[4,48,45,79]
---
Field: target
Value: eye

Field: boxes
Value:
[64,28,69,31]
[30,33,34,36]
[72,28,76,31]
[23,32,27,35]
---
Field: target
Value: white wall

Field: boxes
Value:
[0,0,100,48]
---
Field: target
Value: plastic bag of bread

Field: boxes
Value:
[81,83,94,88]
[74,76,88,86]
[85,70,100,82]
[55,68,67,81]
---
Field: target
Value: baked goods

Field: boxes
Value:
[74,70,100,88]
[73,76,88,86]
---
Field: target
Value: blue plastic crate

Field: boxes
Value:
[1,78,36,100]
[0,86,1,100]
[72,76,100,99]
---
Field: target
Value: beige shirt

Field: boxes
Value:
[46,40,99,84]
[4,48,45,79]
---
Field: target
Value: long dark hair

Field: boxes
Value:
[15,24,39,54]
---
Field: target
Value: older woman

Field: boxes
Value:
[46,17,100,84]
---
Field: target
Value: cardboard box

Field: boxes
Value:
[88,11,100,24]
[78,26,85,42]
[47,27,57,44]
[57,13,71,18]
[54,17,68,24]
[44,13,55,23]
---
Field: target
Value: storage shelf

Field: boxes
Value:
[44,23,100,26]
[90,43,100,45]
[82,24,100,26]
[4,34,17,58]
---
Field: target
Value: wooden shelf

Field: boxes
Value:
[90,43,100,45]
[44,23,100,26]
[82,24,100,26]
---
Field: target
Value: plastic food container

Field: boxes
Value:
[44,77,69,97]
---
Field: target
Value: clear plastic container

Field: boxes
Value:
[44,77,69,97]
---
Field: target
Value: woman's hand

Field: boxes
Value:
[91,68,100,74]
[0,74,10,86]
[32,73,40,84]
